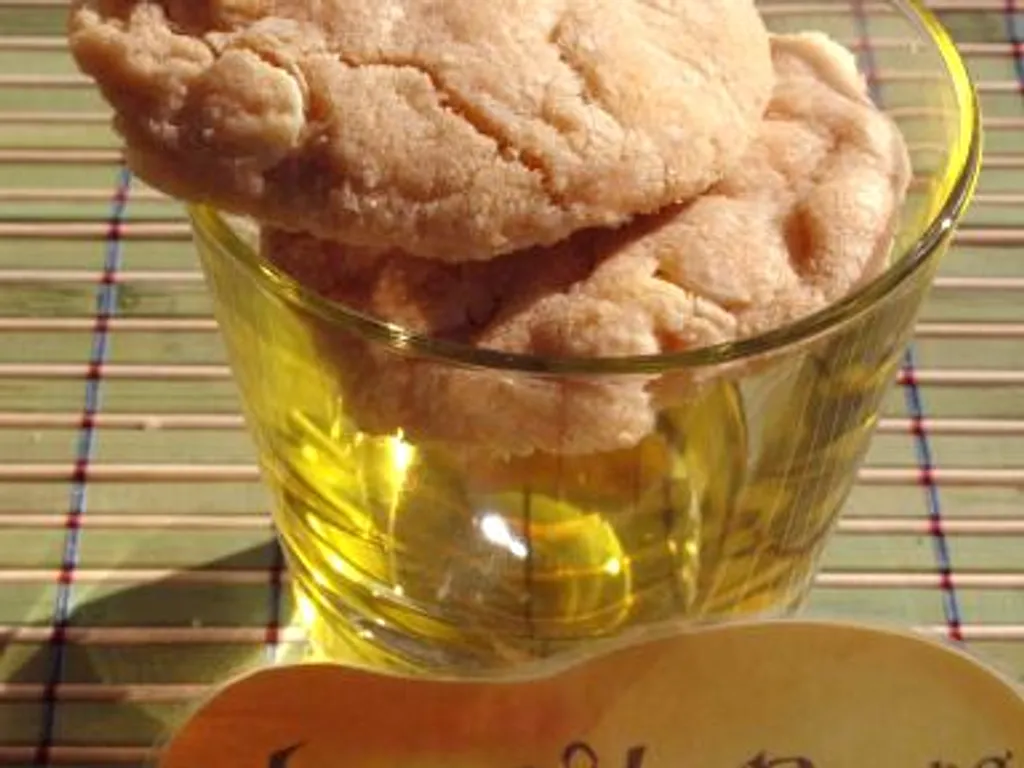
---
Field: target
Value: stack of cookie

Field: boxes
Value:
[68,0,910,456]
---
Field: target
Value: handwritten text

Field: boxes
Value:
[264,741,1013,767]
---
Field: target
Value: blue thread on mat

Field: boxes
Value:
[901,352,963,641]
[35,166,133,765]
[851,0,964,641]
[1006,1,1024,87]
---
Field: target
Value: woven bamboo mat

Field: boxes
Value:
[0,0,1022,764]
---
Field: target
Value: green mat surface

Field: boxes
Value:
[0,1,1023,764]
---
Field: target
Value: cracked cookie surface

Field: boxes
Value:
[267,33,910,360]
[261,33,910,457]
[68,0,773,261]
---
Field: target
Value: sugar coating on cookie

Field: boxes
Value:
[477,32,911,358]
[264,32,911,456]
[69,0,773,262]
[267,33,910,355]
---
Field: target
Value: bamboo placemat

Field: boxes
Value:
[0,0,1022,764]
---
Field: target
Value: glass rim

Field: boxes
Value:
[190,0,982,377]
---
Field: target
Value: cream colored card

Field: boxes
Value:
[159,621,1023,768]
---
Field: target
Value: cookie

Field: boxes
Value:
[481,32,911,358]
[69,0,773,261]
[263,32,911,456]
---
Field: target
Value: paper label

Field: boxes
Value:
[159,621,1024,768]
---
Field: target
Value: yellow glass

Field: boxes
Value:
[189,0,980,678]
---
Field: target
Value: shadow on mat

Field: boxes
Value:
[3,539,293,756]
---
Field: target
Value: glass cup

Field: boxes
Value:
[188,0,980,678]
